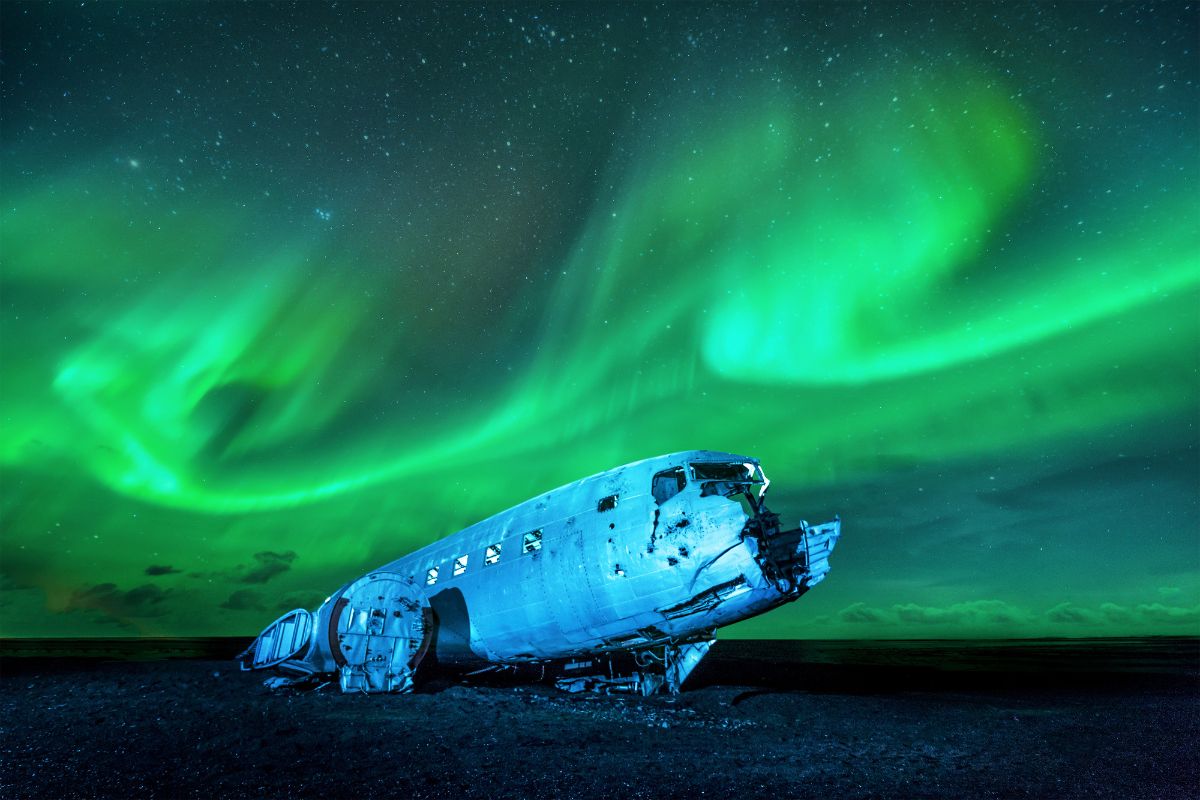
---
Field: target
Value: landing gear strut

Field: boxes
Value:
[555,637,716,696]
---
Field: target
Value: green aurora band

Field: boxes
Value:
[1,3,1197,638]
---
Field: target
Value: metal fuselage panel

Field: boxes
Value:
[344,450,791,663]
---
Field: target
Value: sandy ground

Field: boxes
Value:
[1,640,1196,799]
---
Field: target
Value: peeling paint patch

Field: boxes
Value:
[664,514,691,537]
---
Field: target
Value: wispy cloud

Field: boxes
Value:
[219,589,265,611]
[836,599,1200,630]
[240,551,297,584]
[189,550,298,585]
[65,583,172,621]
[838,602,891,624]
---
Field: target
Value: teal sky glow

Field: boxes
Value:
[2,2,1197,638]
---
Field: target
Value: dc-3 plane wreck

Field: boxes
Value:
[239,451,841,696]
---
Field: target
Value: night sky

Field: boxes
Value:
[1,3,1197,639]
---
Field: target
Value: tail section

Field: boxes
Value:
[238,572,432,693]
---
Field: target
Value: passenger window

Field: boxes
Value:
[522,530,542,553]
[597,494,618,512]
[453,555,468,576]
[425,566,439,586]
[485,543,501,565]
[651,467,687,505]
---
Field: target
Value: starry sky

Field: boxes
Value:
[1,2,1197,639]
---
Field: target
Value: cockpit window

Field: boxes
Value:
[690,462,762,483]
[651,467,687,505]
[693,462,766,516]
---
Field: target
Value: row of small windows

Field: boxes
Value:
[420,467,700,587]
[424,529,542,586]
[419,464,748,586]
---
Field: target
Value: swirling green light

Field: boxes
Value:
[3,63,1197,515]
[1,27,1196,637]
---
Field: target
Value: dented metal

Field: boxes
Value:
[239,450,841,695]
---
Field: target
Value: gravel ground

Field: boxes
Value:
[1,640,1196,799]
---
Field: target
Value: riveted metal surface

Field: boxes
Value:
[243,450,841,692]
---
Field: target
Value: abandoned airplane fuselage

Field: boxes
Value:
[240,450,840,695]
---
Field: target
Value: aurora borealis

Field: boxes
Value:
[1,2,1197,639]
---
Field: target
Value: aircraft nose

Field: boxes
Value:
[755,517,842,594]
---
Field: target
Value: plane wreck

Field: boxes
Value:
[239,450,840,695]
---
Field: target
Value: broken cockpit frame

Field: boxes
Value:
[691,461,839,597]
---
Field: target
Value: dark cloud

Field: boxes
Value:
[240,551,297,584]
[220,589,265,611]
[66,583,171,619]
[192,551,300,585]
[144,564,181,576]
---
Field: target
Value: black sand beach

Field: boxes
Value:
[2,638,1196,799]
